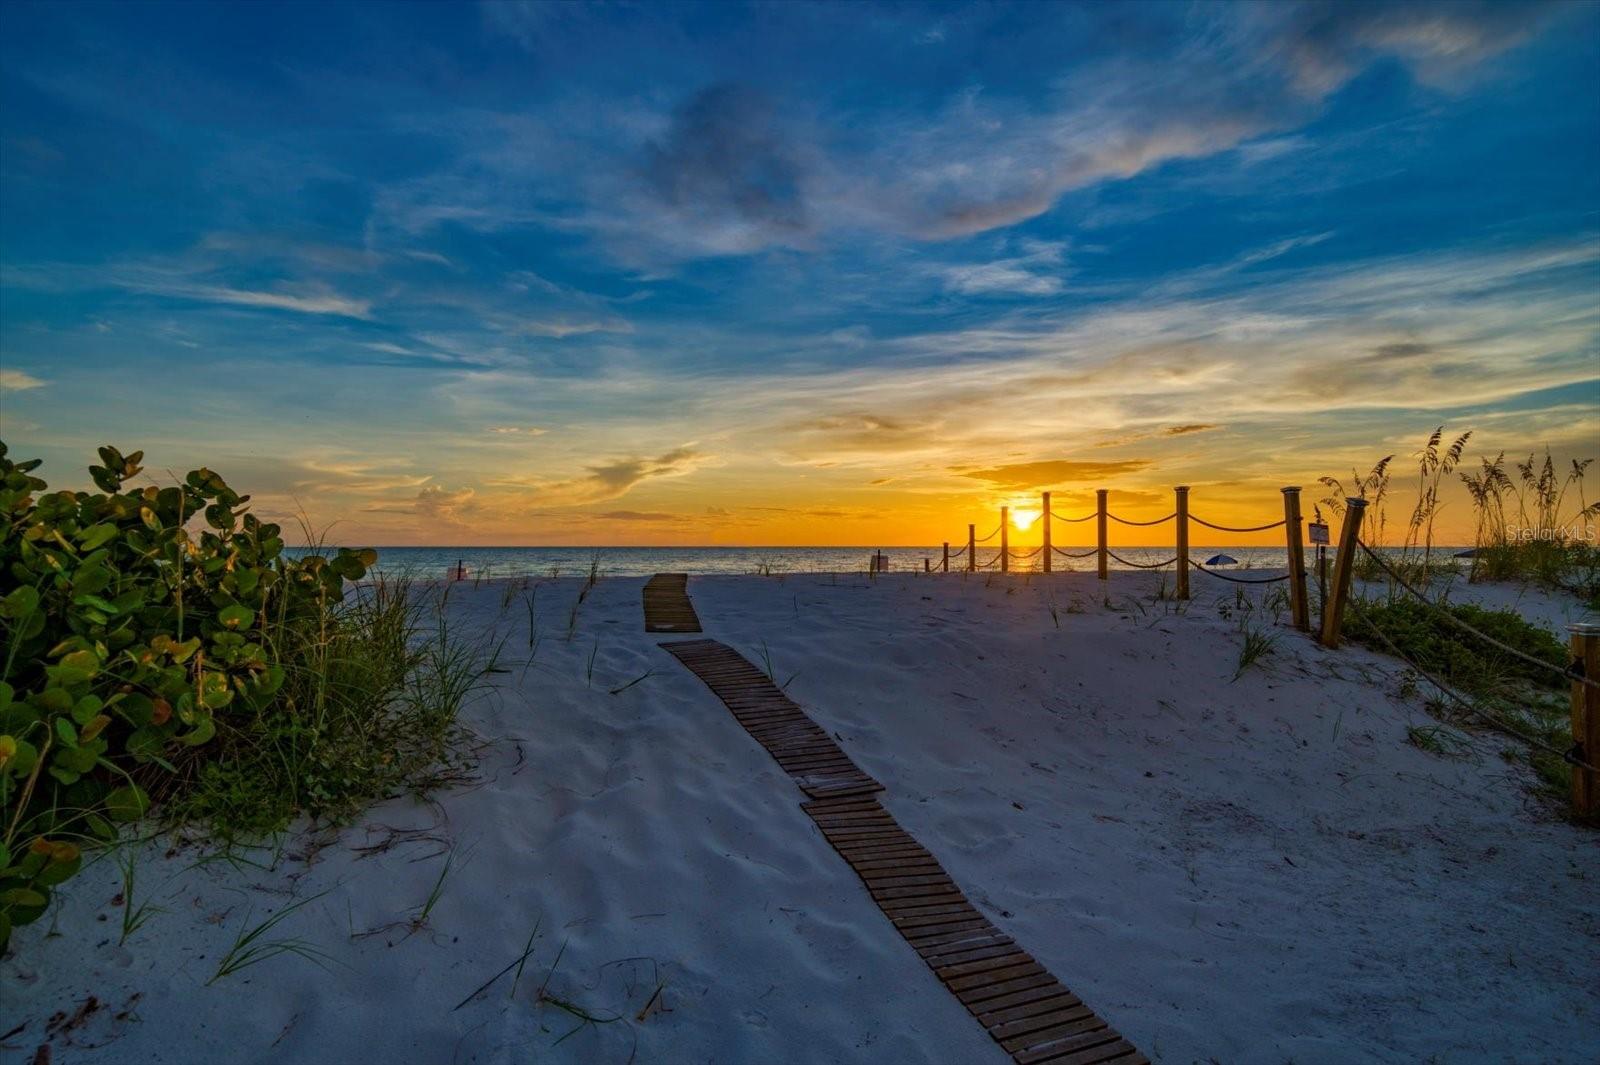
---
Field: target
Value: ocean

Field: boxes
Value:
[331,544,1327,579]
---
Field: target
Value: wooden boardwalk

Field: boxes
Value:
[661,638,882,799]
[803,793,1145,1065]
[648,582,1144,1065]
[642,572,701,633]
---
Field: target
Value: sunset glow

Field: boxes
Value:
[1011,509,1042,532]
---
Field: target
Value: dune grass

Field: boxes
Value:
[156,576,493,842]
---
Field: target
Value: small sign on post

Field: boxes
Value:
[1309,522,1330,546]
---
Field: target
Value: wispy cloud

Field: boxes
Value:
[960,459,1153,490]
[0,370,47,391]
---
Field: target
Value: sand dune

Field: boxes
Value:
[5,571,1596,1064]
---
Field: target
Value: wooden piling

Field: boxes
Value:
[1282,486,1309,631]
[1000,506,1009,573]
[1041,491,1052,573]
[942,542,949,572]
[967,524,975,572]
[1096,489,1108,581]
[1174,485,1190,600]
[1320,497,1366,648]
[1571,622,1600,817]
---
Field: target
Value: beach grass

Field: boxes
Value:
[158,574,493,841]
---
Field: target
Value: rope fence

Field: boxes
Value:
[1189,515,1285,533]
[901,484,1600,816]
[1355,540,1600,693]
[1189,561,1294,585]
[1107,550,1177,570]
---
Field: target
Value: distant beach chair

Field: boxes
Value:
[871,551,890,572]
[450,559,469,580]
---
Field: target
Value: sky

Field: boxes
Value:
[1,0,1597,547]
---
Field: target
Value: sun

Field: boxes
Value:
[1011,507,1041,531]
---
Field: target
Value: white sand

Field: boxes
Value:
[5,571,1597,1064]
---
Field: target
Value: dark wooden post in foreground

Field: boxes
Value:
[1041,491,1052,573]
[1320,497,1366,648]
[1174,485,1190,600]
[1000,506,1010,573]
[967,524,976,572]
[1282,486,1310,631]
[1096,489,1109,581]
[924,557,930,572]
[1571,622,1600,816]
[942,542,949,572]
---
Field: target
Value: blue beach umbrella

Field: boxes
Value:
[1204,554,1238,566]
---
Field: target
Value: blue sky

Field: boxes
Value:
[1,0,1597,544]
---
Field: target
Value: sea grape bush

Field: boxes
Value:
[0,442,374,950]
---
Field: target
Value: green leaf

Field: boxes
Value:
[178,715,216,746]
[71,593,120,616]
[0,585,38,619]
[76,523,119,551]
[104,784,151,822]
[71,694,103,725]
[54,717,79,747]
[216,604,254,630]
[198,673,233,709]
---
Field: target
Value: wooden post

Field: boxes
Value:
[942,542,949,572]
[967,524,975,572]
[1571,622,1600,816]
[1000,507,1010,573]
[1096,489,1108,581]
[1174,486,1190,600]
[1282,486,1309,631]
[1320,497,1366,648]
[924,557,930,572]
[1041,492,1052,574]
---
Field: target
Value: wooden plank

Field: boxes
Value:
[902,914,998,940]
[992,1005,1099,1046]
[916,932,1013,959]
[934,950,1036,980]
[659,628,1140,1065]
[879,901,976,922]
[924,942,1022,968]
[1011,1023,1126,1055]
[1010,1021,1115,1060]
[944,961,1046,992]
[955,972,1060,1007]
[976,989,1081,1027]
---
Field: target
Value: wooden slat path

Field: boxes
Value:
[661,638,883,799]
[642,572,702,633]
[654,624,1144,1065]
[802,793,1146,1065]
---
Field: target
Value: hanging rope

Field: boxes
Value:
[1107,550,1177,569]
[1356,540,1600,691]
[946,544,968,560]
[1346,595,1598,772]
[974,523,1003,543]
[1106,512,1176,527]
[1010,546,1044,560]
[1189,560,1292,584]
[1050,510,1096,523]
[1052,546,1098,559]
[1188,515,1286,532]
[976,551,1003,569]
